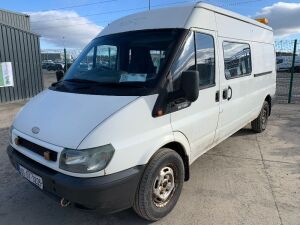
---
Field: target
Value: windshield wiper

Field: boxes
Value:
[63,79,147,90]
[51,80,63,87]
[93,82,147,89]
[64,78,101,84]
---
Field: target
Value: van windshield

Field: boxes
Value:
[59,29,184,95]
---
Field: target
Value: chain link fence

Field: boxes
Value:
[275,40,300,104]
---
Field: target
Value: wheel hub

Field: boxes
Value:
[152,166,175,207]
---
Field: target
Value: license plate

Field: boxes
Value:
[18,165,43,190]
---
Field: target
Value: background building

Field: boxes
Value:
[0,9,43,104]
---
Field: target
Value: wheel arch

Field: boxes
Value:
[161,141,190,181]
[265,95,272,116]
[143,132,191,181]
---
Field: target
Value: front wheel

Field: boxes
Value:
[133,148,184,221]
[251,101,270,133]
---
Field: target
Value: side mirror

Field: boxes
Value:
[56,70,64,81]
[181,70,199,102]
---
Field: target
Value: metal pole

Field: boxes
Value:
[149,0,150,10]
[288,39,297,103]
[62,36,67,73]
[64,48,67,73]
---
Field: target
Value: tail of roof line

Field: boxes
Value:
[193,1,272,31]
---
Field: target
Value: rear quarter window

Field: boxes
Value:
[223,42,252,79]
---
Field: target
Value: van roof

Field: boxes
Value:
[195,2,272,30]
[98,2,272,37]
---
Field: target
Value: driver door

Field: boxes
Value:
[170,29,220,161]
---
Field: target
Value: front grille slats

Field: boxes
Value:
[17,137,58,162]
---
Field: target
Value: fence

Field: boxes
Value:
[0,22,43,104]
[275,39,300,104]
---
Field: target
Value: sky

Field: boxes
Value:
[1,0,300,49]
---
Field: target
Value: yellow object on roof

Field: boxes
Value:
[255,18,269,25]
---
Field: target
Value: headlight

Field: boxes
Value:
[59,144,115,173]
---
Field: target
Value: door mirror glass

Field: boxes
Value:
[181,70,199,102]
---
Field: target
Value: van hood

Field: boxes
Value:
[13,90,138,149]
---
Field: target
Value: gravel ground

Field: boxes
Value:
[42,70,56,89]
[0,102,299,225]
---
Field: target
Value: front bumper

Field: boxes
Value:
[7,146,145,213]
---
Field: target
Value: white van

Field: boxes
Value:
[7,2,276,221]
[276,55,300,72]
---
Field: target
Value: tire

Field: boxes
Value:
[251,101,270,133]
[133,148,184,221]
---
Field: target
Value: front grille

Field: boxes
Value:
[17,137,58,162]
[10,147,58,176]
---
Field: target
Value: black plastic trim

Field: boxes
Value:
[17,136,57,161]
[254,71,272,77]
[7,146,145,213]
[152,29,190,117]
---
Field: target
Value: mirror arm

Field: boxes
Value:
[167,90,185,102]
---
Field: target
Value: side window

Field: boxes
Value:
[96,45,117,70]
[171,32,196,91]
[195,32,215,87]
[223,42,252,79]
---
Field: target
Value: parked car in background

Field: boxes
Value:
[7,2,276,221]
[42,61,55,70]
[47,63,64,71]
[42,60,54,64]
[276,56,300,72]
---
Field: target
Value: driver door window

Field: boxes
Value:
[195,32,215,87]
[171,31,215,91]
[171,32,195,91]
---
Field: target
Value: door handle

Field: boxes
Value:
[222,86,233,101]
[215,91,220,102]
[228,86,233,100]
[222,88,228,100]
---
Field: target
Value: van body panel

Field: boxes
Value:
[215,34,276,141]
[78,94,174,175]
[172,131,192,161]
[195,3,272,31]
[99,6,194,37]
[215,13,273,43]
[13,89,138,149]
[185,8,217,31]
[98,2,272,38]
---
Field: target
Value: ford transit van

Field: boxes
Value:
[7,2,276,221]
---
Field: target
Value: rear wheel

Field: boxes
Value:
[251,101,269,133]
[133,148,184,221]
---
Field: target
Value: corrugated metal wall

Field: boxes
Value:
[0,9,30,31]
[0,23,43,103]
